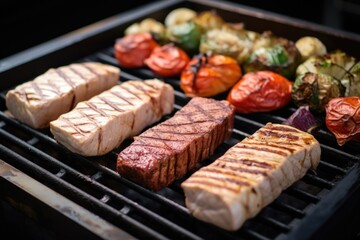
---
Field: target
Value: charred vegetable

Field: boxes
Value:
[124,18,166,42]
[296,50,356,80]
[292,72,345,111]
[164,8,197,27]
[114,32,159,68]
[166,21,202,54]
[295,36,327,61]
[341,61,360,97]
[227,71,292,113]
[243,32,301,78]
[192,10,225,31]
[180,53,242,97]
[325,97,360,146]
[283,106,320,134]
[199,24,253,64]
[145,43,190,77]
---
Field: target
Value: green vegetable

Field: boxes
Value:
[199,24,253,64]
[341,61,360,97]
[166,21,202,54]
[292,72,345,111]
[296,50,356,80]
[243,31,301,78]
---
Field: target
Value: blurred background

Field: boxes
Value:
[1,0,359,59]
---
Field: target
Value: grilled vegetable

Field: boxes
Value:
[292,72,345,111]
[144,44,190,77]
[325,97,360,146]
[166,21,202,54]
[114,32,159,68]
[124,18,165,42]
[180,53,242,97]
[283,106,320,134]
[199,24,253,64]
[296,50,356,80]
[341,61,360,97]
[243,32,301,78]
[295,36,327,61]
[164,8,197,27]
[227,71,292,113]
[192,10,225,31]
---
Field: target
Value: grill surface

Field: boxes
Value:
[0,0,360,239]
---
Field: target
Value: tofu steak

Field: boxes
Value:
[6,62,120,128]
[181,123,321,231]
[50,79,174,156]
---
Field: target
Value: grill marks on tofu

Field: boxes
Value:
[181,123,321,231]
[50,79,174,156]
[117,97,235,191]
[6,62,120,128]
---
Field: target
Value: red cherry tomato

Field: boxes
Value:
[144,43,190,77]
[180,53,242,97]
[114,33,159,68]
[227,71,293,113]
[325,97,360,146]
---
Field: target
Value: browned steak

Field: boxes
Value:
[116,97,235,191]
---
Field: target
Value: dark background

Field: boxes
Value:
[1,0,360,59]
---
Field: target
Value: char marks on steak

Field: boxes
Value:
[117,97,235,191]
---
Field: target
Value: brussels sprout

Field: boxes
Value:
[164,8,197,27]
[292,72,345,111]
[341,61,360,97]
[295,36,327,61]
[296,50,356,80]
[243,32,301,78]
[125,18,166,42]
[244,32,302,78]
[199,24,253,64]
[166,21,202,54]
[192,10,225,31]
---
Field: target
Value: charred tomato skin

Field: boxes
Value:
[227,71,293,113]
[144,43,190,77]
[180,53,242,97]
[325,97,360,146]
[114,32,159,68]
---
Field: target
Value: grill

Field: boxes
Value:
[1,0,360,239]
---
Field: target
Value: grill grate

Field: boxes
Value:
[0,0,360,239]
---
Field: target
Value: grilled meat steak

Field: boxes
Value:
[181,123,321,231]
[117,97,235,191]
[50,79,174,156]
[6,62,120,128]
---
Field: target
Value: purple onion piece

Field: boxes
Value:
[282,106,320,134]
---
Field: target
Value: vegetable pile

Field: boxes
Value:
[113,7,360,146]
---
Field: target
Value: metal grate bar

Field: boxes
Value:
[318,160,348,174]
[303,173,335,189]
[272,202,305,218]
[259,216,291,232]
[286,187,320,203]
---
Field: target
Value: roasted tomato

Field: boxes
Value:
[325,97,360,146]
[180,53,242,97]
[114,32,159,68]
[144,43,190,77]
[227,71,292,113]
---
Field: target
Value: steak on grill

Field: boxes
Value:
[116,97,235,191]
[50,79,174,156]
[6,62,120,128]
[181,122,321,231]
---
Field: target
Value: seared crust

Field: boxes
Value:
[6,62,120,128]
[117,97,235,191]
[181,123,321,231]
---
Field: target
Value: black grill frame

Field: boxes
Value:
[0,0,360,239]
